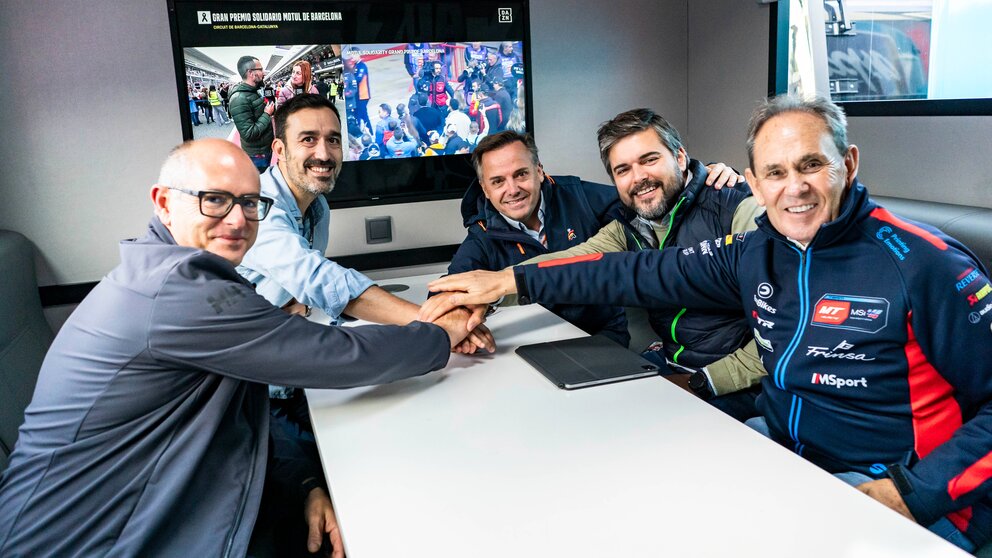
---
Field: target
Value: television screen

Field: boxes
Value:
[770,0,992,116]
[168,0,532,206]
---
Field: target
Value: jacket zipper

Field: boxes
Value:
[657,197,685,249]
[774,245,813,454]
[223,431,259,558]
[660,198,688,361]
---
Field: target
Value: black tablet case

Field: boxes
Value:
[515,335,660,390]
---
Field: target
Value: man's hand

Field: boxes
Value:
[304,487,345,558]
[419,292,490,331]
[427,269,516,315]
[704,162,745,189]
[453,323,496,354]
[264,101,276,116]
[856,478,916,522]
[281,298,310,317]
[431,306,477,349]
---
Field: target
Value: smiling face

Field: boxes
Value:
[478,139,544,231]
[273,106,343,200]
[153,140,261,266]
[606,129,687,220]
[745,111,858,245]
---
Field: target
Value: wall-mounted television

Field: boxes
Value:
[770,0,992,116]
[167,0,533,207]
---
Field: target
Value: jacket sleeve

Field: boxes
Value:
[515,237,746,312]
[885,235,992,526]
[731,197,765,234]
[229,92,272,143]
[148,254,450,389]
[519,220,629,265]
[704,340,766,395]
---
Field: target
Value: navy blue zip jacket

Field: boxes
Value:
[513,181,992,545]
[451,174,630,346]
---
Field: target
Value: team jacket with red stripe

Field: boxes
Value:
[513,181,992,545]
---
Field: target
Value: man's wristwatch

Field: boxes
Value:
[687,370,714,400]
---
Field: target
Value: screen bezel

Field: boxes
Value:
[166,0,534,208]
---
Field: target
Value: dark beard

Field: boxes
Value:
[289,156,338,196]
[632,174,684,221]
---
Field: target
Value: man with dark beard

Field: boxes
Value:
[428,108,767,421]
[237,95,494,459]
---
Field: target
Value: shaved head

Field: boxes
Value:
[151,139,261,265]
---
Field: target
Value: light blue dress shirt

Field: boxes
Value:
[238,165,374,321]
[237,166,375,398]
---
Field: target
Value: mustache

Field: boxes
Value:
[304,158,337,170]
[629,178,664,196]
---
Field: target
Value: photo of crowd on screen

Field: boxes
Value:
[182,42,525,163]
[182,44,344,146]
[339,41,526,162]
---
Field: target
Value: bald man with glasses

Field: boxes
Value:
[0,139,478,557]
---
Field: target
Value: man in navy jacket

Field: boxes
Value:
[446,130,631,346]
[427,96,992,551]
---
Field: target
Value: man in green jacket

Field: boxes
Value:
[230,55,276,172]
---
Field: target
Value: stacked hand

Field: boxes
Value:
[422,270,516,332]
[425,302,495,354]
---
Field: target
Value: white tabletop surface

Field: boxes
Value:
[306,274,967,557]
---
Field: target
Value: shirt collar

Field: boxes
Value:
[500,192,545,232]
[266,165,325,235]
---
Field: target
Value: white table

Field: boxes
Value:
[306,274,967,557]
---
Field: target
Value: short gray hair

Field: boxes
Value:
[597,108,684,179]
[157,141,196,189]
[746,95,849,168]
[237,56,259,79]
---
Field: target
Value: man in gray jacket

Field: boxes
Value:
[0,139,474,557]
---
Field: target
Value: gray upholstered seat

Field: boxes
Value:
[874,195,992,270]
[0,230,53,473]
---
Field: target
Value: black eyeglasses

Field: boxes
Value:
[168,187,274,221]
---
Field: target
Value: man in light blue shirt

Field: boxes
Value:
[384,127,420,158]
[238,94,493,421]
